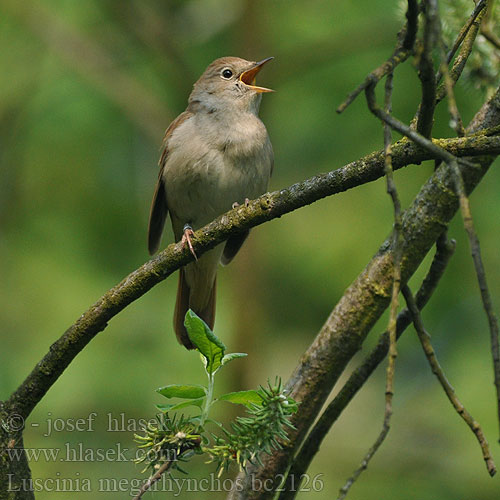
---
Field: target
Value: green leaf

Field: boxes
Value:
[184,310,225,374]
[156,398,205,412]
[217,390,263,406]
[221,353,247,366]
[156,384,206,399]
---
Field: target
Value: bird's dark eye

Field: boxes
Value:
[221,68,233,79]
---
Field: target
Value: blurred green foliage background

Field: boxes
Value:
[1,0,499,498]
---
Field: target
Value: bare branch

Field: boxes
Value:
[436,1,486,103]
[368,18,500,441]
[132,460,175,500]
[432,6,466,137]
[401,285,497,476]
[382,72,401,432]
[365,82,474,166]
[338,71,403,500]
[336,0,418,113]
[440,0,487,70]
[448,158,500,441]
[6,132,500,422]
[342,81,397,499]
[228,87,500,500]
[437,8,500,439]
[440,47,466,136]
[415,0,439,137]
[280,235,456,500]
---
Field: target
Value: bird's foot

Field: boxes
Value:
[182,224,197,260]
[232,198,250,209]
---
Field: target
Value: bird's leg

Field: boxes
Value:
[231,198,250,209]
[181,224,197,260]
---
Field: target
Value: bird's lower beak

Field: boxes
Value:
[239,57,274,93]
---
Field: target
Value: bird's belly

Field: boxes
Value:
[164,147,269,236]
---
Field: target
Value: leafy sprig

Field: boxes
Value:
[134,310,297,477]
[207,379,298,474]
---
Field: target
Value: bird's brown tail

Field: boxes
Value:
[173,267,216,349]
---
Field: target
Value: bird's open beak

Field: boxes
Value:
[239,57,274,93]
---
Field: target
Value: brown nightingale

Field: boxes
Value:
[147,56,274,349]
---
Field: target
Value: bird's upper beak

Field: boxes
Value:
[239,57,274,93]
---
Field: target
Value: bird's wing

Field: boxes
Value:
[147,111,193,255]
[222,136,273,265]
[221,230,250,266]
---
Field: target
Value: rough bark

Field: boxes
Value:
[228,88,500,500]
[2,96,499,500]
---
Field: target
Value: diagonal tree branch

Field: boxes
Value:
[4,132,500,422]
[2,104,500,500]
[280,234,456,500]
[2,4,498,499]
[228,86,500,500]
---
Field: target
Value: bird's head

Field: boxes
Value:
[189,56,274,115]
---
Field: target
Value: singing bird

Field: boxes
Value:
[147,57,274,349]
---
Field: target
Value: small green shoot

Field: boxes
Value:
[134,309,297,480]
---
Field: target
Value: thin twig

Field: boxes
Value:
[279,236,456,500]
[369,40,500,441]
[436,3,500,440]
[401,285,497,476]
[481,26,500,50]
[437,0,487,79]
[230,92,499,500]
[132,460,175,500]
[336,0,418,113]
[382,72,401,446]
[337,420,389,500]
[231,20,500,496]
[436,2,486,103]
[5,132,500,422]
[341,3,498,489]
[364,83,477,170]
[448,158,500,442]
[479,0,500,50]
[370,44,500,439]
[338,72,403,500]
[440,48,465,136]
[416,0,439,138]
[411,0,485,132]
[434,7,467,137]
[383,75,402,413]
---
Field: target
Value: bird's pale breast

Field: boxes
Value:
[163,111,273,238]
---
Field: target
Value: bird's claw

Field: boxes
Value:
[232,198,250,209]
[182,225,197,260]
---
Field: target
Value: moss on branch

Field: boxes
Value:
[5,132,500,423]
[228,87,500,499]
